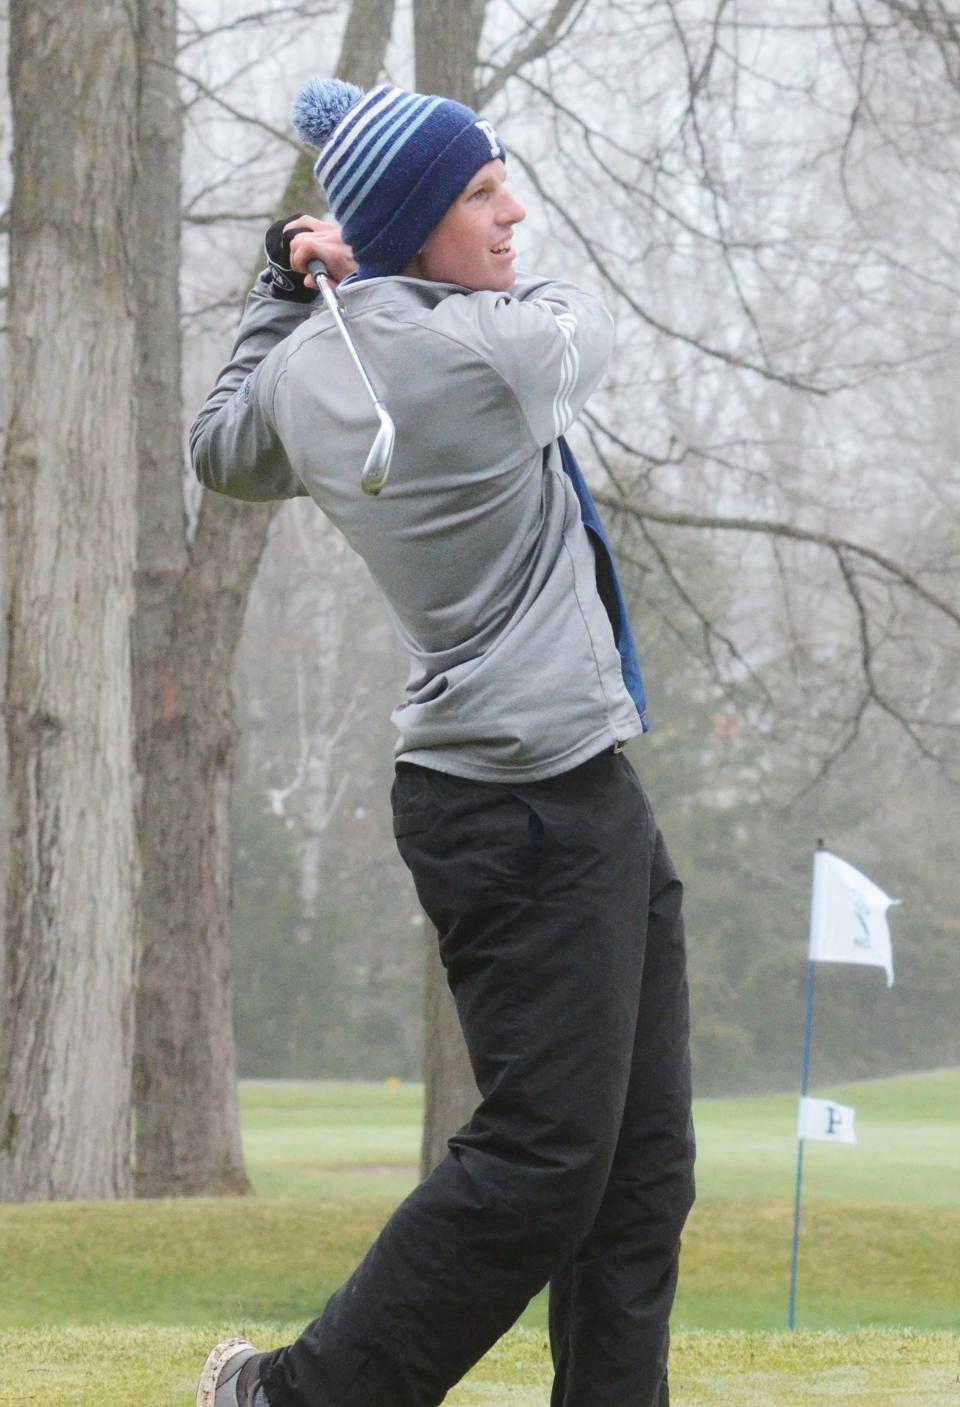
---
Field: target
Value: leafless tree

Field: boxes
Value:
[0,0,141,1201]
[131,0,398,1196]
[499,0,960,777]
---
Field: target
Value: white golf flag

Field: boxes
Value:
[808,850,898,987]
[798,1096,857,1144]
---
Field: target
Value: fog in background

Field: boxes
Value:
[3,1,958,1098]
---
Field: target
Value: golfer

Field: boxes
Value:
[194,77,695,1407]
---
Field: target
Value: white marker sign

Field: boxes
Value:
[798,1097,857,1145]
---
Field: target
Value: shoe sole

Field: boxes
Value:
[196,1338,255,1407]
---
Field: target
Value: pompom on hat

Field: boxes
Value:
[291,77,506,280]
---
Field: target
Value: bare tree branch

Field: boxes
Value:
[666,0,776,363]
[475,0,590,107]
[599,472,958,782]
[171,63,305,151]
[596,494,960,634]
[788,689,872,800]
[779,542,946,799]
[582,408,681,472]
[620,530,776,711]
[177,3,337,55]
[182,140,278,215]
[181,287,250,324]
[512,69,782,258]
[184,211,275,225]
[509,147,834,395]
[878,0,960,45]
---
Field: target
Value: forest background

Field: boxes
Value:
[0,0,957,1205]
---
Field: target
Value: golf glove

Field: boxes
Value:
[264,215,317,303]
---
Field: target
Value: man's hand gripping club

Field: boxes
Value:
[264,214,357,298]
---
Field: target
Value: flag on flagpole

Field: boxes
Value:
[808,850,898,987]
[797,1096,857,1145]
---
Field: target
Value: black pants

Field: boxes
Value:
[260,749,695,1407]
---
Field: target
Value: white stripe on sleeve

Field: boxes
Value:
[532,302,580,438]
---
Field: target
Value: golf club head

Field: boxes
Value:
[360,408,396,496]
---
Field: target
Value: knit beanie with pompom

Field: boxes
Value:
[291,78,505,280]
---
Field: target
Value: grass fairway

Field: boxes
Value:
[235,1069,960,1209]
[2,1071,957,1402]
[240,1079,422,1200]
[3,1324,957,1405]
[690,1068,959,1208]
[236,1069,960,1333]
[3,1186,956,1335]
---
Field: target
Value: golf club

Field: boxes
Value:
[308,259,395,496]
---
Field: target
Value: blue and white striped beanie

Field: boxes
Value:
[291,78,506,280]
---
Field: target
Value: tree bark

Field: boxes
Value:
[130,0,397,1195]
[414,0,487,105]
[414,0,488,1179]
[131,0,251,1196]
[0,0,140,1200]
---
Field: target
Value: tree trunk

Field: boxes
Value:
[133,504,258,1194]
[0,1,140,1201]
[131,0,250,1196]
[414,0,486,105]
[414,0,487,1179]
[130,0,397,1195]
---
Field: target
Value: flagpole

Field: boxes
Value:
[788,840,823,1331]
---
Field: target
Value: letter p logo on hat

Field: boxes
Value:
[475,119,501,159]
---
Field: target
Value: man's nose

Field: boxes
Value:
[500,190,526,224]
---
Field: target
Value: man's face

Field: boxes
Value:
[406,159,526,291]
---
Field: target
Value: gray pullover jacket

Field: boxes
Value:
[191,270,644,782]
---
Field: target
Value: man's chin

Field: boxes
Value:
[488,265,518,291]
[458,265,518,293]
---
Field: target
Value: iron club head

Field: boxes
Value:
[360,407,396,496]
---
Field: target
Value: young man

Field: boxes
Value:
[194,78,695,1407]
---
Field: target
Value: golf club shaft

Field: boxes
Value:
[308,259,386,418]
[308,258,395,495]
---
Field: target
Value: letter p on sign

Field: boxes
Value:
[798,1097,857,1145]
